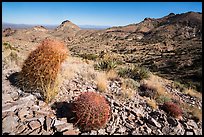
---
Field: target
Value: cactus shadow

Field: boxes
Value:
[7,71,22,89]
[51,101,76,123]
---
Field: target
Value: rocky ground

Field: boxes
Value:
[2,54,202,135]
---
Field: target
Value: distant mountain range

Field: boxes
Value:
[2,22,111,30]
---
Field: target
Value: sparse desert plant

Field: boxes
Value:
[94,59,117,71]
[106,69,118,80]
[183,88,202,100]
[117,65,150,80]
[120,79,138,100]
[95,72,108,92]
[2,42,22,67]
[17,39,68,102]
[72,92,111,131]
[146,98,158,110]
[162,102,183,120]
[138,66,151,80]
[80,53,98,61]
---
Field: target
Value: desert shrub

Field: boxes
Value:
[117,65,150,80]
[72,92,111,131]
[17,39,68,103]
[155,95,172,104]
[80,53,98,61]
[95,72,108,92]
[138,66,151,79]
[94,60,117,71]
[162,102,183,119]
[146,98,158,110]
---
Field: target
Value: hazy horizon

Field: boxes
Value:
[2,2,202,27]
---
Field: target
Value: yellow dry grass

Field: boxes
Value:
[121,80,136,100]
[106,69,118,80]
[183,88,202,100]
[95,72,108,92]
[145,97,158,110]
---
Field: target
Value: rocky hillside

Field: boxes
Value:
[2,11,202,135]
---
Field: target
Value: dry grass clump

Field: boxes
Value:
[120,79,137,100]
[180,102,202,122]
[2,42,22,67]
[106,69,118,80]
[183,88,202,100]
[17,39,68,103]
[145,97,158,110]
[95,72,108,92]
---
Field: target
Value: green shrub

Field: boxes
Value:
[80,53,98,60]
[94,60,117,71]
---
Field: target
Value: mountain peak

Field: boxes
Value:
[56,20,81,31]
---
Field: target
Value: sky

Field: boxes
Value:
[2,2,202,27]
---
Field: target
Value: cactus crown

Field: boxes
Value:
[72,92,111,131]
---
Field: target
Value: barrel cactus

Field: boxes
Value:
[18,38,68,102]
[162,102,183,120]
[72,92,111,131]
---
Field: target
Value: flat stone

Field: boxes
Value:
[55,123,73,132]
[125,122,135,129]
[186,131,194,135]
[117,126,126,133]
[53,119,66,126]
[187,120,198,129]
[98,129,107,135]
[172,123,185,135]
[90,130,97,135]
[2,115,19,134]
[45,117,53,130]
[18,108,30,120]
[2,93,13,103]
[63,129,80,135]
[10,91,19,101]
[15,124,27,134]
[28,120,41,130]
[148,117,162,128]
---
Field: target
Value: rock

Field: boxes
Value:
[18,108,30,120]
[139,123,152,134]
[147,117,162,128]
[63,129,80,135]
[187,120,198,129]
[98,129,107,135]
[15,124,27,134]
[38,117,45,127]
[2,104,17,113]
[2,115,19,134]
[55,123,73,132]
[2,94,13,103]
[28,120,41,130]
[28,128,41,135]
[167,117,178,127]
[45,117,53,131]
[186,131,194,135]
[106,125,116,135]
[117,126,127,133]
[90,130,97,135]
[172,123,185,135]
[10,91,19,101]
[125,122,135,130]
[53,119,66,126]
[128,113,135,121]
